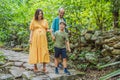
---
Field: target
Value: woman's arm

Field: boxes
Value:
[29,30,33,44]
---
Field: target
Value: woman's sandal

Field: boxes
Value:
[42,68,49,74]
[33,68,41,73]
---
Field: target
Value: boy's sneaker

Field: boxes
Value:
[64,68,71,75]
[55,67,59,74]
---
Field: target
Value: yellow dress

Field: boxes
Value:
[29,18,50,64]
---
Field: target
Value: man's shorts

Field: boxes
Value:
[54,47,67,59]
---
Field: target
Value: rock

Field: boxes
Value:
[0,74,13,80]
[22,71,35,79]
[101,49,111,56]
[84,33,92,41]
[9,66,25,78]
[14,62,24,67]
[2,62,14,67]
[95,39,101,45]
[107,42,117,47]
[81,36,86,44]
[0,62,5,66]
[103,45,110,50]
[70,43,78,48]
[86,30,94,33]
[101,56,111,62]
[104,37,118,43]
[84,47,91,51]
[112,49,120,55]
[12,47,23,52]
[91,31,101,40]
[85,52,98,64]
[32,75,50,80]
[102,32,114,39]
[46,73,62,80]
[0,48,86,80]
[113,42,120,49]
[23,63,34,70]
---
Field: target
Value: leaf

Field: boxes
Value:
[98,61,120,69]
[99,69,120,80]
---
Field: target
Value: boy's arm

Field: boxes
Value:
[66,41,71,52]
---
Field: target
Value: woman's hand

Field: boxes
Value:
[29,39,32,44]
[47,29,52,33]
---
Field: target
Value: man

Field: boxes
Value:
[51,7,67,34]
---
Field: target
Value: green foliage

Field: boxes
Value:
[0,42,4,47]
[0,52,5,62]
[68,51,101,70]
[100,69,120,80]
[98,61,120,69]
[98,61,120,80]
[0,0,120,71]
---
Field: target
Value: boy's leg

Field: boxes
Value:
[62,48,70,75]
[54,47,60,74]
[54,58,59,74]
[55,58,59,67]
[63,58,67,68]
[58,55,63,69]
[63,58,70,75]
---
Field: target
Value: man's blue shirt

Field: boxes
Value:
[51,16,66,34]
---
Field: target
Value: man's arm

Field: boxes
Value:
[50,30,55,41]
[51,19,56,34]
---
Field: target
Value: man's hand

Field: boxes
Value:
[47,29,52,33]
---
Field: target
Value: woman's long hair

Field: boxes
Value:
[34,9,44,20]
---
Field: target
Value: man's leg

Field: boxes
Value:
[58,55,63,69]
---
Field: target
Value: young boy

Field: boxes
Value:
[50,21,71,75]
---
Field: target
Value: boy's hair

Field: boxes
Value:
[59,21,66,26]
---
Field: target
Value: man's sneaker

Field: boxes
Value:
[64,68,71,75]
[58,63,63,69]
[55,67,59,74]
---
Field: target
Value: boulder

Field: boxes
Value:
[113,42,120,49]
[91,31,101,40]
[9,66,25,78]
[0,74,13,80]
[112,49,120,55]
[85,52,98,64]
[104,37,118,43]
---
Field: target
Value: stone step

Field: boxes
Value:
[0,48,85,80]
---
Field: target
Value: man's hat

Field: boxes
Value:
[59,21,66,26]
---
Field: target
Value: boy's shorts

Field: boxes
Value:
[54,47,67,59]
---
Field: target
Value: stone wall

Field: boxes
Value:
[80,30,120,56]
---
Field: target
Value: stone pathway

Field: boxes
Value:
[0,48,84,80]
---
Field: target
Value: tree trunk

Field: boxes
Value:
[112,0,119,28]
